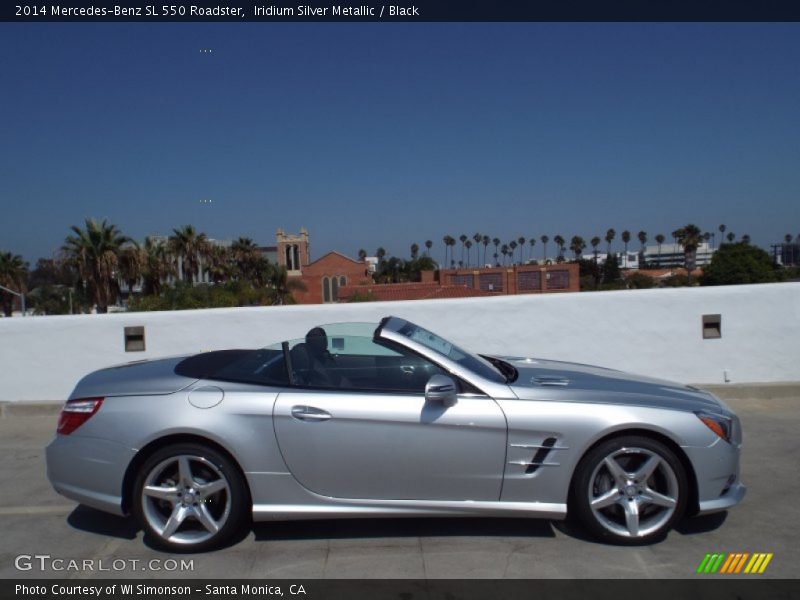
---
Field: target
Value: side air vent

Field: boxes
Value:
[525,437,557,474]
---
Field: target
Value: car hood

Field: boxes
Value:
[498,356,727,413]
[69,356,197,399]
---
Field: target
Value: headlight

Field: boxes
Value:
[695,411,734,443]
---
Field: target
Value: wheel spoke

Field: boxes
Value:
[623,499,640,537]
[178,456,194,486]
[590,488,620,509]
[193,504,220,534]
[603,456,628,482]
[641,487,677,508]
[197,479,226,498]
[161,505,189,539]
[143,485,180,502]
[634,455,660,482]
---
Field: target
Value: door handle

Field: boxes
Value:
[291,405,332,421]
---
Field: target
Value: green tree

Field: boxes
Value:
[459,234,468,265]
[231,237,261,282]
[358,248,367,261]
[654,234,665,267]
[605,229,616,255]
[554,235,565,260]
[62,218,128,313]
[267,265,307,305]
[118,242,146,299]
[570,235,586,261]
[674,224,704,274]
[141,237,174,297]
[482,235,490,266]
[590,236,601,263]
[621,230,631,267]
[517,236,526,262]
[540,235,549,262]
[492,238,501,265]
[701,242,781,286]
[169,225,209,285]
[424,240,433,256]
[410,243,419,259]
[0,251,28,316]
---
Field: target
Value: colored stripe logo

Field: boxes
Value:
[696,553,773,574]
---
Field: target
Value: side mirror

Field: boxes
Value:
[425,374,458,408]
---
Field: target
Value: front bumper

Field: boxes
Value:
[46,434,136,516]
[683,435,746,516]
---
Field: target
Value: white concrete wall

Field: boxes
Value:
[0,283,798,402]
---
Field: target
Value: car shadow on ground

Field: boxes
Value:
[67,505,139,540]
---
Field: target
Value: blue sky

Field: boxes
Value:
[1,23,799,264]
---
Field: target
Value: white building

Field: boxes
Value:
[643,242,716,268]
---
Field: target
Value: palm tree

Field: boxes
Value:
[509,240,518,264]
[424,240,433,256]
[465,240,473,266]
[231,237,260,282]
[168,225,208,285]
[142,236,173,296]
[638,231,647,252]
[742,234,751,244]
[442,235,451,267]
[376,247,387,265]
[621,230,631,268]
[206,245,233,284]
[605,229,616,255]
[719,224,727,239]
[118,242,146,297]
[654,234,665,267]
[570,235,586,261]
[482,235,490,266]
[410,243,419,259]
[590,236,601,263]
[554,235,565,260]
[674,224,704,274]
[528,238,536,263]
[500,244,509,265]
[458,234,468,265]
[540,235,549,262]
[785,234,793,244]
[63,218,128,313]
[267,265,306,305]
[726,232,735,243]
[517,237,526,263]
[492,238,501,265]
[0,251,28,317]
[357,248,367,261]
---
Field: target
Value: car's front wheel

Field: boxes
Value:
[570,435,687,544]
[132,443,249,552]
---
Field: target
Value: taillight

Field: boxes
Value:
[57,398,104,435]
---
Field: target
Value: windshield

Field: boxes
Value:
[387,319,508,384]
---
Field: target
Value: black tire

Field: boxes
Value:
[569,435,687,545]
[132,443,249,552]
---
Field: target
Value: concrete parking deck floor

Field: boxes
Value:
[1,390,798,579]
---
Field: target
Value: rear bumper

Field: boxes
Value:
[46,434,136,516]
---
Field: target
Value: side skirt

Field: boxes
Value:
[252,499,567,522]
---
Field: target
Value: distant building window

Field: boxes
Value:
[450,274,474,288]
[546,270,569,290]
[517,271,541,291]
[339,276,346,287]
[322,277,331,303]
[332,276,339,301]
[479,273,503,291]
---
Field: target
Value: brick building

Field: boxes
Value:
[438,263,580,295]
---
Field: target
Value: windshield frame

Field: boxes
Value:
[377,316,510,385]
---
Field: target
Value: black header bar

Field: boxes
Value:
[4,0,800,22]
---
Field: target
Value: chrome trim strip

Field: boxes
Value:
[507,460,561,467]
[510,443,570,450]
[252,499,567,521]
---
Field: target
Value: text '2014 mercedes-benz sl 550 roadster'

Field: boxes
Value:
[47,316,745,551]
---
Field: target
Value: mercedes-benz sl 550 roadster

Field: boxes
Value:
[46,316,745,551]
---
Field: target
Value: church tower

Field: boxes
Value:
[276,228,310,275]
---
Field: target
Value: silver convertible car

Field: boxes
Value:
[47,316,745,551]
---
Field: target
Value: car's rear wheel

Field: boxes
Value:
[132,443,248,552]
[570,435,687,544]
